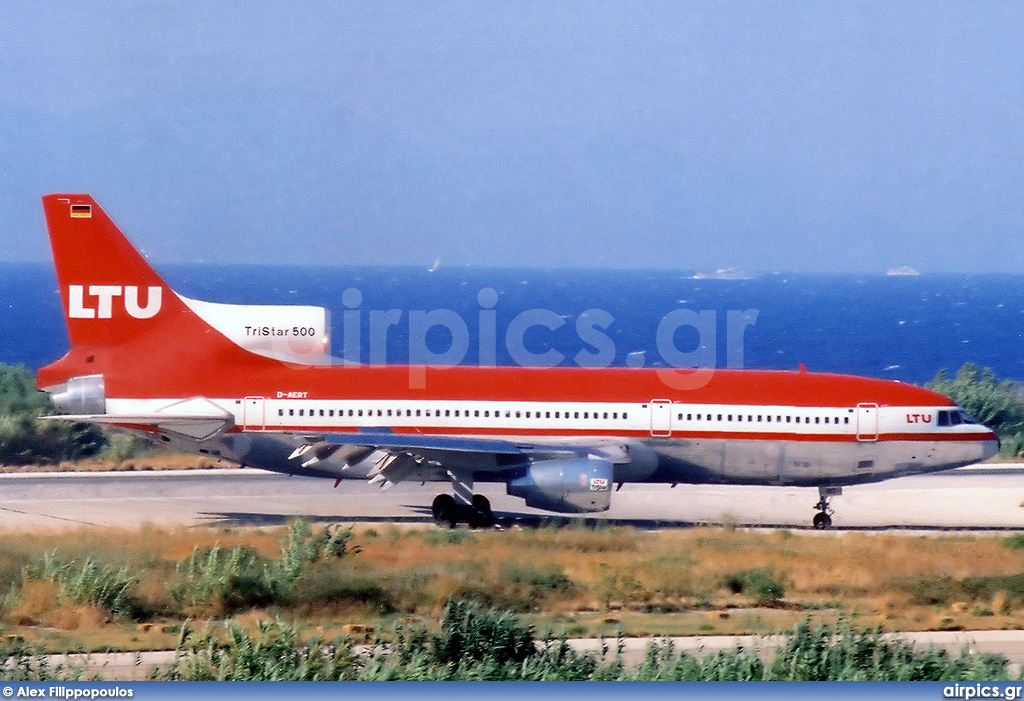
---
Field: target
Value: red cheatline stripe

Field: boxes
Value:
[226,424,995,444]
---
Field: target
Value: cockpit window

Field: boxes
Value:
[940,408,977,426]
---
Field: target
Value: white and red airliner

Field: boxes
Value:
[37,194,998,528]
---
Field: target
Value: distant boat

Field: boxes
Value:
[692,267,753,280]
[886,266,920,277]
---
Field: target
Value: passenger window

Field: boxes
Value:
[289,409,294,416]
[278,409,284,417]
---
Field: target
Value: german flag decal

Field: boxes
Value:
[70,204,92,218]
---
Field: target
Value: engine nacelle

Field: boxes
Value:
[507,456,613,514]
[44,374,106,414]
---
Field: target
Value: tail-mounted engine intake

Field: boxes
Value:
[43,374,106,415]
[507,456,613,514]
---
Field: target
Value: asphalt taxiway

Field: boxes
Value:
[0,463,1019,531]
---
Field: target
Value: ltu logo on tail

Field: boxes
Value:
[68,285,162,319]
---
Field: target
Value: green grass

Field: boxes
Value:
[148,603,1016,681]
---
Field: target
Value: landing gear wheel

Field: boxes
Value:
[432,494,458,528]
[812,486,840,530]
[432,493,495,528]
[470,494,494,528]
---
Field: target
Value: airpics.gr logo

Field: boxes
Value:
[67,285,162,319]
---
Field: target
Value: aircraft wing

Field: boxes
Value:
[284,430,633,490]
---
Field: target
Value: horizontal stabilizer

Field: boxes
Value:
[41,397,235,441]
[41,413,233,441]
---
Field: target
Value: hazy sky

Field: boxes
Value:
[2,2,1023,272]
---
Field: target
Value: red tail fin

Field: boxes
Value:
[42,194,193,349]
[38,194,252,393]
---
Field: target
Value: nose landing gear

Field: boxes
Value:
[812,486,842,529]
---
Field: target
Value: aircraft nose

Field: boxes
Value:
[984,430,1000,460]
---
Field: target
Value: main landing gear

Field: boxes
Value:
[432,493,495,529]
[812,486,842,530]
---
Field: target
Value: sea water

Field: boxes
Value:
[3,262,1024,385]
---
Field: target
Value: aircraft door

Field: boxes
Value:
[243,396,266,431]
[856,402,879,442]
[650,400,672,437]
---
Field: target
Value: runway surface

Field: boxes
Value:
[0,463,1020,531]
